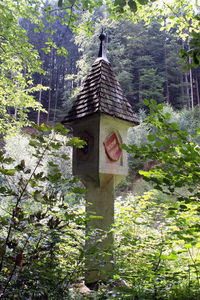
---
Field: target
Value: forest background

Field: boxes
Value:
[1,0,200,299]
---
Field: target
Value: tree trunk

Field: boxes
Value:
[180,40,185,106]
[189,57,194,110]
[47,48,54,123]
[164,35,170,104]
[196,78,200,110]
[62,61,65,93]
[37,77,43,126]
[185,73,190,110]
[138,71,142,103]
[53,71,59,122]
[180,74,184,104]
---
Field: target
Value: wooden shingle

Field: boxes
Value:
[62,57,139,125]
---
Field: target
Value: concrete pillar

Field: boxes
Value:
[83,174,115,284]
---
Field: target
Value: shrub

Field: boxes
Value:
[0,124,85,299]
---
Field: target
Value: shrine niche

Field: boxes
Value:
[62,30,139,285]
[77,131,93,161]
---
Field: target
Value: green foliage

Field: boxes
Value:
[113,191,200,299]
[125,100,200,198]
[116,102,200,298]
[139,68,165,103]
[0,0,198,129]
[0,124,86,298]
[137,0,198,39]
[121,101,200,297]
[0,0,48,134]
[180,14,200,68]
[127,104,200,174]
[2,109,200,298]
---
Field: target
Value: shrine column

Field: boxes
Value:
[62,30,139,285]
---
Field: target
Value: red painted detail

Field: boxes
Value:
[104,132,122,161]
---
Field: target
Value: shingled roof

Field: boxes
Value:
[62,32,139,125]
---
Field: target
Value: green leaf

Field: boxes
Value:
[163,137,172,145]
[171,122,178,130]
[137,0,148,4]
[168,207,177,211]
[175,182,183,188]
[0,187,6,193]
[121,143,129,151]
[165,112,171,120]
[58,0,63,7]
[185,243,192,249]
[25,169,31,174]
[179,204,188,211]
[150,99,157,105]
[128,0,137,12]
[48,161,58,167]
[0,168,15,176]
[89,215,103,219]
[50,142,61,150]
[139,170,151,178]
[167,254,178,260]
[67,137,84,147]
[29,140,37,148]
[15,160,25,171]
[174,138,182,146]
[30,179,38,188]
[157,103,163,110]
[54,123,69,135]
[114,0,126,9]
[154,140,162,147]
[147,134,155,142]
[142,98,149,106]
[61,154,70,160]
[71,187,86,194]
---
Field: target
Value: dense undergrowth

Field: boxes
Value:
[1,105,200,299]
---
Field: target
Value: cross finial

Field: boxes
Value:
[98,28,109,62]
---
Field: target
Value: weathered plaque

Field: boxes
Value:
[104,132,122,161]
